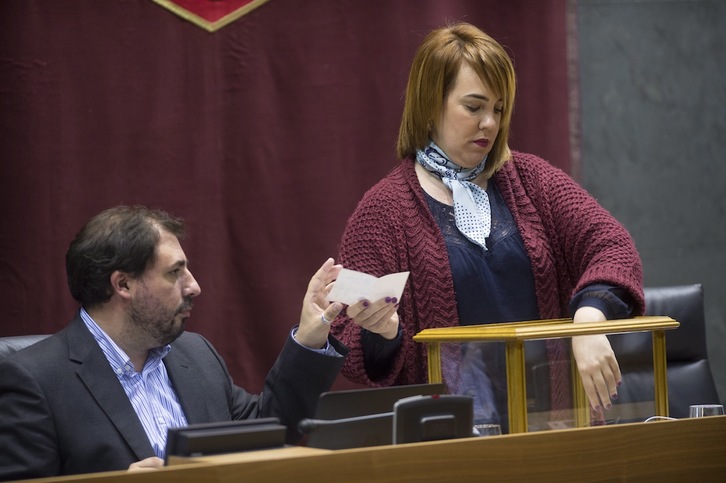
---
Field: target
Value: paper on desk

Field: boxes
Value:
[327,268,410,306]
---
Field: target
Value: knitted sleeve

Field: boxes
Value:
[514,152,645,315]
[331,167,410,386]
[331,161,459,387]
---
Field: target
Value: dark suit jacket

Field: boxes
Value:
[0,314,346,480]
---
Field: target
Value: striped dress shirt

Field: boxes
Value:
[80,309,188,459]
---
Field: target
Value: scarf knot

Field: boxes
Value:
[416,142,491,249]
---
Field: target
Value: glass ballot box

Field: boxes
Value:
[413,316,679,433]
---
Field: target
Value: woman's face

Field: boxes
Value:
[430,63,502,169]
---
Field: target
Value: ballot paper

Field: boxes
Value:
[327,269,410,306]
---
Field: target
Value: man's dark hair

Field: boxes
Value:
[66,205,185,308]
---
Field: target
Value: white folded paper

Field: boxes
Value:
[327,268,410,306]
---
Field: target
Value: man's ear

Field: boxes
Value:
[110,271,133,300]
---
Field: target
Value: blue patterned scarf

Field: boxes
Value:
[415,141,491,249]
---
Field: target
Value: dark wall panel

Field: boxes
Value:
[576,0,726,403]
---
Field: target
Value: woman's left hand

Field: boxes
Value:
[346,297,400,340]
[571,306,621,411]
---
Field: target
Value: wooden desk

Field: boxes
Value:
[26,416,726,482]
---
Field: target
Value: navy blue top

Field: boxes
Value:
[432,180,540,324]
[428,180,633,324]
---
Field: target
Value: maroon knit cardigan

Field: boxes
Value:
[332,152,644,407]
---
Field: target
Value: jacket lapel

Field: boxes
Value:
[164,343,212,424]
[67,317,155,461]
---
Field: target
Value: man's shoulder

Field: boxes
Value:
[2,328,67,363]
[174,330,207,345]
[170,331,219,357]
[0,328,76,386]
[0,334,52,359]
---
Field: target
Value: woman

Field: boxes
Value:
[330,23,643,429]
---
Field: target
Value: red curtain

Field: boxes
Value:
[0,0,570,391]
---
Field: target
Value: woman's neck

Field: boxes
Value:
[414,162,488,205]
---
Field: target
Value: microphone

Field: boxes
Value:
[298,412,394,433]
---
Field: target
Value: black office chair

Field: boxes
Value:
[610,284,720,419]
[0,334,50,360]
[527,284,720,422]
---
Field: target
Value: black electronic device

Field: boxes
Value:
[392,394,474,444]
[164,417,286,464]
[301,383,446,450]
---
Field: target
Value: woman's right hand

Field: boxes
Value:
[346,297,399,340]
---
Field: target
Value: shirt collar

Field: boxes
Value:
[80,307,171,377]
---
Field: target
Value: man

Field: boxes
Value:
[0,205,347,480]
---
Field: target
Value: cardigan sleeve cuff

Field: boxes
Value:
[569,284,635,320]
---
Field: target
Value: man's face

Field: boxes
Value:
[129,230,201,347]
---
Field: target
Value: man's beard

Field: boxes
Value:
[129,296,193,347]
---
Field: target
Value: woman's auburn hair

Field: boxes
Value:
[396,22,516,178]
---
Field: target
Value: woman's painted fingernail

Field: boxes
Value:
[362,299,370,307]
[605,403,612,410]
[611,393,618,400]
[391,297,398,304]
[385,297,392,303]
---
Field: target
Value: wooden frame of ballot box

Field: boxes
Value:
[412,316,679,433]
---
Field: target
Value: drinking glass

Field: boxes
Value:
[473,424,502,437]
[689,404,725,418]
